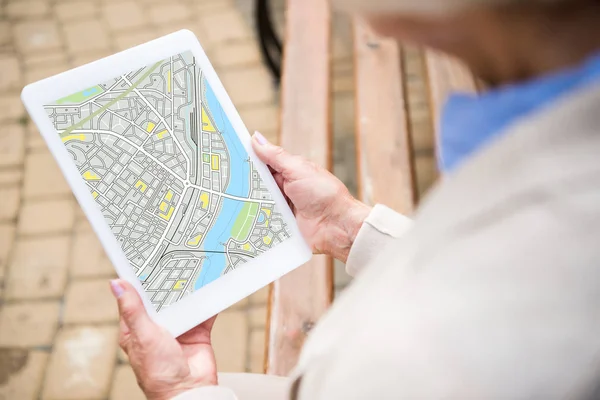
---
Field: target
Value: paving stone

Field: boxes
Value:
[18,199,75,235]
[0,350,49,400]
[0,22,10,47]
[212,310,248,372]
[71,50,112,68]
[0,55,21,90]
[238,104,278,135]
[26,123,47,150]
[114,29,159,51]
[220,66,274,107]
[0,123,25,166]
[148,3,191,25]
[23,152,70,198]
[0,169,23,186]
[109,365,145,400]
[13,20,62,54]
[74,214,94,233]
[103,1,146,31]
[199,9,251,44]
[42,325,119,400]
[63,279,118,324]
[6,235,71,300]
[156,22,199,37]
[194,0,235,13]
[0,301,61,347]
[25,63,69,84]
[0,186,20,221]
[0,94,26,122]
[248,329,265,373]
[6,0,50,19]
[70,232,115,277]
[211,40,261,68]
[24,51,68,69]
[248,305,266,329]
[55,0,98,22]
[63,19,110,53]
[173,24,210,47]
[0,223,16,286]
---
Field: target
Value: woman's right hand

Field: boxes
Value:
[251,132,371,263]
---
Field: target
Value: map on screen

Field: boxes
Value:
[44,51,292,312]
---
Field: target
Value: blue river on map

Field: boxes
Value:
[194,80,251,290]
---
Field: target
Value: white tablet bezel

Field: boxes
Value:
[21,30,312,337]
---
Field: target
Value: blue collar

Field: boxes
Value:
[439,53,600,172]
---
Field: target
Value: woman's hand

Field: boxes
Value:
[110,279,218,400]
[252,132,371,263]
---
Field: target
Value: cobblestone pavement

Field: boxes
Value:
[0,0,368,398]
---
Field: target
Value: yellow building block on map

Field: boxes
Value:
[173,280,186,290]
[159,201,168,212]
[146,122,156,132]
[156,130,168,139]
[92,191,99,199]
[201,106,216,132]
[187,234,203,246]
[62,134,85,143]
[82,170,101,181]
[199,192,209,209]
[211,154,220,170]
[159,206,174,221]
[242,242,251,251]
[263,236,272,245]
[165,190,173,201]
[135,180,147,193]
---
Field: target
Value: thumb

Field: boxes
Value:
[251,131,304,178]
[110,279,154,335]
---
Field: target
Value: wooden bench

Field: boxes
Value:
[264,1,479,376]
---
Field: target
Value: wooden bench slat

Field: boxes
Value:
[353,19,416,213]
[265,0,333,376]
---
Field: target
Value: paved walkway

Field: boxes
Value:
[0,0,365,398]
[0,0,311,399]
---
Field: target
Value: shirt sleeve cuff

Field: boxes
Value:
[345,204,413,277]
[171,386,238,400]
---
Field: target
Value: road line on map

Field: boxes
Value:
[60,61,163,137]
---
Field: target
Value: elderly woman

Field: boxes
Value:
[109,0,600,398]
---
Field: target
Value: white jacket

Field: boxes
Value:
[175,81,600,399]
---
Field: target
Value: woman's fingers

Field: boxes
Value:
[110,279,155,344]
[251,132,306,180]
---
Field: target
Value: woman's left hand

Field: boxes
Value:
[110,279,218,400]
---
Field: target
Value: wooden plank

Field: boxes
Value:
[353,19,416,213]
[425,50,478,147]
[265,0,333,376]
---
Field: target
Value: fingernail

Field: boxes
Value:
[253,131,268,145]
[110,280,125,298]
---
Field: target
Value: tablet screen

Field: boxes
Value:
[43,51,292,311]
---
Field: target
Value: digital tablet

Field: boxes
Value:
[21,30,312,337]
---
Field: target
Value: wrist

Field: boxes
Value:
[325,197,371,263]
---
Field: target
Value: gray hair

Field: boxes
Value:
[335,0,565,15]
